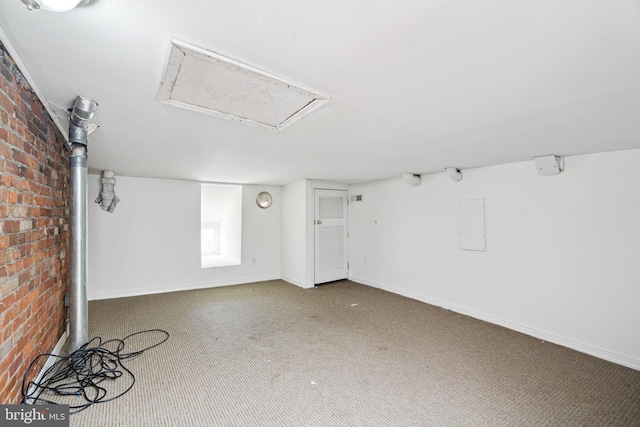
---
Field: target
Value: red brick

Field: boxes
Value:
[14,284,28,303]
[11,206,27,218]
[0,90,14,115]
[1,278,17,300]
[0,370,10,398]
[19,289,37,312]
[0,139,11,159]
[1,174,13,187]
[22,256,33,269]
[0,42,69,404]
[2,220,20,233]
[7,131,24,152]
[12,150,38,169]
[0,189,19,204]
[0,353,10,375]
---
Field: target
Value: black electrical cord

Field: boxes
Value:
[21,329,169,414]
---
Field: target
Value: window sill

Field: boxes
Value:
[201,255,241,268]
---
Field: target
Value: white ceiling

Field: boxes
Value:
[1,0,639,185]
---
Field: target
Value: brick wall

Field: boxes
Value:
[0,41,69,404]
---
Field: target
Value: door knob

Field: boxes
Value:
[316,220,323,225]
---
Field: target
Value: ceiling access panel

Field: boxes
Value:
[157,39,329,132]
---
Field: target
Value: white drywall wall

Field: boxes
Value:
[281,180,351,288]
[281,180,309,287]
[87,175,281,300]
[349,149,640,370]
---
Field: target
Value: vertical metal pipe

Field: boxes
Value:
[69,145,88,352]
[67,96,96,352]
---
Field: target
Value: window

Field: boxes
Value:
[200,221,220,256]
[201,184,242,268]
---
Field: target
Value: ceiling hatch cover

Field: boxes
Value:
[157,39,329,132]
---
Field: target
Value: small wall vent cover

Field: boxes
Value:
[157,40,329,132]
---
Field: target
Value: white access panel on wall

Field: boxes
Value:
[458,199,486,251]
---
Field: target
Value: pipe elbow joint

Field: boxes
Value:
[95,170,120,212]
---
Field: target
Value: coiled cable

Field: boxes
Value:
[21,329,169,414]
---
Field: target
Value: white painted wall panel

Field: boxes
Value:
[281,180,349,288]
[349,149,640,370]
[458,198,486,251]
[280,180,309,287]
[87,175,281,300]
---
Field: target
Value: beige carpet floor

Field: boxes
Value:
[62,280,639,426]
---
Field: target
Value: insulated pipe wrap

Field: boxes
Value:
[95,170,120,212]
[69,96,97,146]
[68,126,88,146]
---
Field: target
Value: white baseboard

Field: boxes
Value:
[88,274,281,300]
[350,276,640,371]
[24,330,68,404]
[281,275,313,289]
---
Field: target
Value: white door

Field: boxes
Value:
[314,189,348,284]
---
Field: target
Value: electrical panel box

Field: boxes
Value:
[458,199,486,251]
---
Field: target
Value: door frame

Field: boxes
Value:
[304,181,350,288]
[314,188,349,284]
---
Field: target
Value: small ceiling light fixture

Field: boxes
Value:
[445,167,463,182]
[401,173,422,187]
[21,0,89,12]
